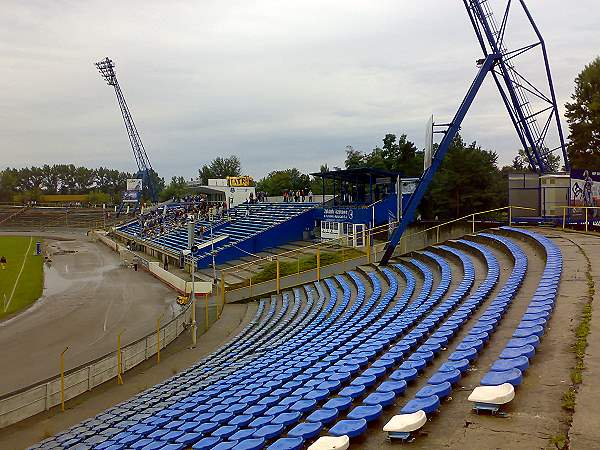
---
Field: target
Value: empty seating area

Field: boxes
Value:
[33,227,564,450]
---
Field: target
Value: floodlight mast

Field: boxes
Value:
[380,0,569,265]
[95,57,158,202]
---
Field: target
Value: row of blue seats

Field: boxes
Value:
[477,227,562,387]
[82,269,401,449]
[272,248,468,445]
[36,236,517,450]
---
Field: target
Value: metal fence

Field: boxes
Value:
[219,205,534,305]
[0,300,193,429]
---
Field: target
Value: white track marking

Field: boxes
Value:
[4,237,33,312]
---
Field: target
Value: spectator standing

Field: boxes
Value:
[308,190,313,202]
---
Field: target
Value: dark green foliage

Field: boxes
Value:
[565,56,600,168]
[427,135,506,219]
[256,169,311,196]
[198,156,242,184]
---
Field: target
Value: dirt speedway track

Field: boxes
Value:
[0,231,177,395]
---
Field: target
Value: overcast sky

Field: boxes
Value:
[1,0,598,181]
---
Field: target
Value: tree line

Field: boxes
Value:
[2,56,597,208]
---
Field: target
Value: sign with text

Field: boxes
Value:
[227,176,253,187]
[323,208,354,221]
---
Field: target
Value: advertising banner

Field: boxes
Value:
[127,178,143,191]
[571,169,600,208]
[227,176,253,187]
[122,190,141,203]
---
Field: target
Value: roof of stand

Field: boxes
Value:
[311,168,401,184]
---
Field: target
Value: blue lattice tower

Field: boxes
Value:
[380,0,569,265]
[95,57,158,203]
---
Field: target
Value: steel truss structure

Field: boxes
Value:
[381,0,569,265]
[95,57,158,203]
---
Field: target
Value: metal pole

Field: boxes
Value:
[191,256,197,346]
[472,214,475,233]
[276,258,280,294]
[366,231,371,264]
[562,207,566,230]
[60,346,69,411]
[397,176,401,221]
[586,208,588,232]
[210,224,216,280]
[117,332,123,385]
[436,225,440,243]
[316,246,321,281]
[205,293,209,329]
[220,270,225,318]
[509,205,512,226]
[156,317,161,364]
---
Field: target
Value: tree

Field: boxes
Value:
[199,156,242,184]
[344,134,423,177]
[160,176,189,201]
[256,169,310,196]
[427,135,506,219]
[512,148,561,172]
[565,56,600,168]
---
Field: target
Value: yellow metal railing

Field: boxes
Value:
[560,206,600,232]
[218,205,534,306]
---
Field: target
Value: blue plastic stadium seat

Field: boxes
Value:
[390,368,418,382]
[328,419,368,438]
[480,368,523,387]
[347,405,383,422]
[322,396,353,411]
[233,438,266,450]
[499,345,535,359]
[491,356,530,372]
[338,385,366,399]
[428,368,461,385]
[287,421,323,440]
[415,382,452,399]
[229,428,257,441]
[401,395,440,414]
[192,437,222,450]
[305,408,337,424]
[266,437,304,450]
[363,391,396,407]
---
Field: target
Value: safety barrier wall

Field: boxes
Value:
[95,231,212,295]
[0,303,192,429]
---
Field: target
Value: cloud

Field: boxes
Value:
[1,0,598,180]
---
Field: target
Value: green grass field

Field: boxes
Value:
[0,236,43,319]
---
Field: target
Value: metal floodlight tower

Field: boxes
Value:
[380,0,569,265]
[95,57,158,202]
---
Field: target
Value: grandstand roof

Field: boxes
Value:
[311,167,401,184]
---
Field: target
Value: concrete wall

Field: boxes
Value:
[0,304,192,429]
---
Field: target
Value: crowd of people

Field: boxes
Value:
[137,194,228,239]
[282,189,312,203]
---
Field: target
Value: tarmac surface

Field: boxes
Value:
[0,231,177,395]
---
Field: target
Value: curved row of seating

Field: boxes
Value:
[382,234,524,439]
[33,228,563,450]
[468,227,562,413]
